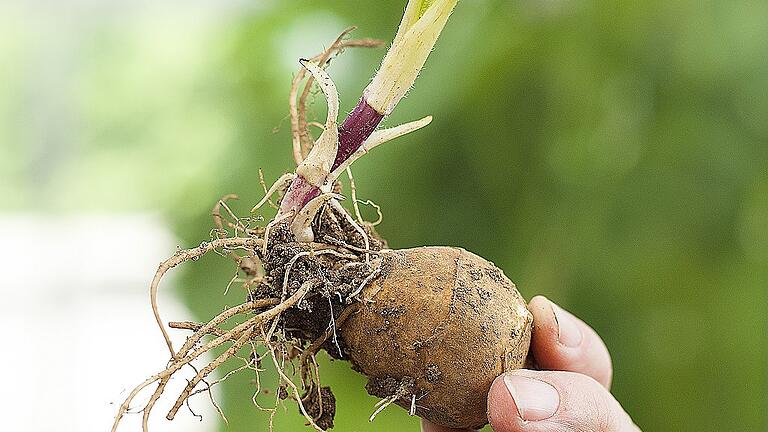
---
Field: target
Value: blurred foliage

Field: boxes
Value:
[2,0,767,431]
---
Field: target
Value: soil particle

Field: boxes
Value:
[479,321,489,334]
[278,386,289,400]
[303,386,336,431]
[256,205,385,360]
[468,266,483,281]
[316,204,385,251]
[366,376,400,399]
[379,306,404,319]
[476,287,492,302]
[453,279,471,304]
[366,375,416,401]
[425,364,442,384]
[485,266,503,284]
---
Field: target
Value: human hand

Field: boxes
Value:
[422,296,640,432]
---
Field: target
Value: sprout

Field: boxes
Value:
[364,0,459,115]
[274,0,460,242]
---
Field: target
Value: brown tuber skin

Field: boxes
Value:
[341,247,533,429]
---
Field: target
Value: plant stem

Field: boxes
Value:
[334,98,385,170]
[280,99,381,214]
[279,0,458,217]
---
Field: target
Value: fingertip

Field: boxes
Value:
[490,370,637,432]
[528,297,613,389]
[528,295,552,314]
[529,296,558,335]
[528,296,559,359]
[487,374,525,432]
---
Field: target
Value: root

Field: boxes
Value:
[346,168,365,226]
[259,168,280,210]
[176,298,278,360]
[262,211,294,255]
[167,328,255,419]
[356,199,384,227]
[114,281,313,432]
[123,151,383,431]
[251,173,295,213]
[318,237,383,255]
[328,115,433,180]
[281,249,358,297]
[197,356,256,394]
[368,379,413,423]
[264,334,325,432]
[326,297,342,357]
[346,262,382,303]
[303,354,324,421]
[265,248,356,342]
[213,194,265,237]
[151,237,263,357]
[250,345,273,412]
[168,321,225,337]
[290,192,344,243]
[369,395,398,422]
[298,304,361,380]
[331,199,371,264]
[204,382,229,425]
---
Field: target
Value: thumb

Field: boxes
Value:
[487,370,640,432]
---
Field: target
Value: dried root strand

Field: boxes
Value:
[213,194,265,237]
[259,168,281,210]
[328,115,433,180]
[331,199,371,264]
[344,170,384,228]
[176,298,279,360]
[346,168,365,226]
[301,354,325,423]
[123,165,383,432]
[151,237,263,357]
[299,303,361,381]
[167,328,256,420]
[369,395,398,422]
[169,321,225,337]
[114,280,313,432]
[251,173,296,213]
[346,263,382,303]
[368,380,414,423]
[264,335,325,432]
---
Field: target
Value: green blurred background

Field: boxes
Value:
[2,0,766,431]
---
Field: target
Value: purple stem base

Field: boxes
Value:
[280,175,321,214]
[333,98,384,171]
[280,98,383,215]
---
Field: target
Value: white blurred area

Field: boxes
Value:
[0,1,257,430]
[0,214,217,431]
[0,0,353,430]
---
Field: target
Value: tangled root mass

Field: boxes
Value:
[112,195,389,432]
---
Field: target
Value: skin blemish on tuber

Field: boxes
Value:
[112,1,532,431]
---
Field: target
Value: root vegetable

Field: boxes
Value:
[342,247,532,429]
[113,1,534,431]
